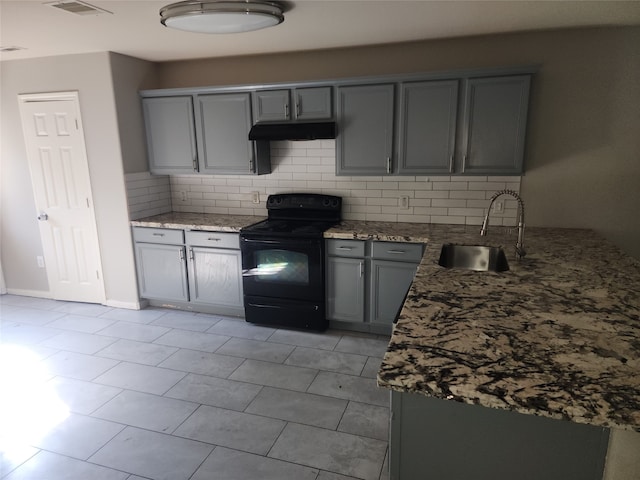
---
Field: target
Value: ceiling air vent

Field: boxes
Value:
[45,1,111,16]
[0,46,26,53]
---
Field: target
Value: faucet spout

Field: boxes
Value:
[480,189,526,260]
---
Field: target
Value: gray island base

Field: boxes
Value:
[390,391,609,480]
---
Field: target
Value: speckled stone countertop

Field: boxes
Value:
[132,214,640,431]
[327,221,640,432]
[130,212,265,232]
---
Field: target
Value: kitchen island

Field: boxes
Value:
[326,221,640,479]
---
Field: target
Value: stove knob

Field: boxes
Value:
[331,199,339,207]
[322,198,331,207]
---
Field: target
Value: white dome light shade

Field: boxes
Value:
[160,1,284,34]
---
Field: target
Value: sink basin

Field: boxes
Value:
[438,244,510,272]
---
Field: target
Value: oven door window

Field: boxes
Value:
[255,249,309,285]
[241,237,324,302]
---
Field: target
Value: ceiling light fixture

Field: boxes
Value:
[159,1,285,34]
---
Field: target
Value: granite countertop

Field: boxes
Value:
[130,212,265,232]
[327,222,639,432]
[132,214,640,431]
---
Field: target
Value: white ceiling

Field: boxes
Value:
[2,0,640,63]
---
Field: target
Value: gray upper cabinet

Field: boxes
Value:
[461,75,531,174]
[142,96,198,175]
[253,89,290,122]
[295,87,333,120]
[337,84,395,175]
[141,68,532,177]
[398,80,459,175]
[253,86,332,123]
[196,93,270,175]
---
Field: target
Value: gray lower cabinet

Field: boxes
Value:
[135,242,189,302]
[142,96,197,175]
[133,227,188,302]
[461,75,531,174]
[186,231,243,313]
[326,239,422,334]
[369,260,418,326]
[132,227,244,316]
[188,247,243,310]
[390,391,609,480]
[326,239,365,323]
[336,84,395,175]
[369,241,423,326]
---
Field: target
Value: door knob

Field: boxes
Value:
[37,212,48,221]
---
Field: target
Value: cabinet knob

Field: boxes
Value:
[37,212,48,221]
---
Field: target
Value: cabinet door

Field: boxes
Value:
[326,256,365,322]
[295,87,332,120]
[370,259,417,325]
[188,247,243,308]
[135,243,189,302]
[398,80,459,174]
[196,93,256,174]
[462,75,531,174]
[337,84,394,175]
[253,89,290,122]
[142,96,197,174]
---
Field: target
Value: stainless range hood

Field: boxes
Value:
[249,122,336,141]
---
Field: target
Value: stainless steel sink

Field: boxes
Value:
[438,244,510,272]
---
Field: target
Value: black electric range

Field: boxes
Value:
[240,193,342,331]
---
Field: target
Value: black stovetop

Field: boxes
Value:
[241,219,337,237]
[241,193,342,238]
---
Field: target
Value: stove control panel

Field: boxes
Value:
[266,193,341,211]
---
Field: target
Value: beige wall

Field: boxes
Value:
[158,27,640,259]
[109,53,158,174]
[0,52,142,306]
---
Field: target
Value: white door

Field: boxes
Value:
[18,92,105,304]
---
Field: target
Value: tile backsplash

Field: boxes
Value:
[126,140,521,225]
[125,172,172,220]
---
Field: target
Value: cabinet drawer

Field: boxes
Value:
[326,239,365,258]
[133,227,184,245]
[371,241,423,262]
[186,230,240,249]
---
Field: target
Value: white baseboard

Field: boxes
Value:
[104,298,148,310]
[5,288,53,299]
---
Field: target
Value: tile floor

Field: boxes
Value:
[0,295,391,480]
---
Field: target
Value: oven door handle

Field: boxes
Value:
[241,237,318,248]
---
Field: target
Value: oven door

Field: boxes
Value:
[240,236,324,302]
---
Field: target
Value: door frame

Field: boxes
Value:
[18,91,106,304]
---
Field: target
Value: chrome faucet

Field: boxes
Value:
[480,189,526,260]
